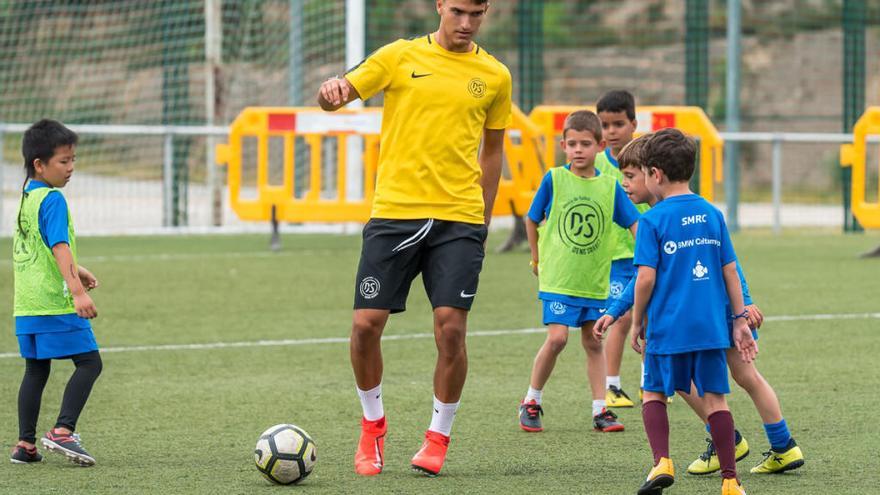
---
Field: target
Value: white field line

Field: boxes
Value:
[0,249,332,266]
[1,312,878,360]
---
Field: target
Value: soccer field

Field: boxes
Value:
[1,231,878,494]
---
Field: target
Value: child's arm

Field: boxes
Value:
[525,217,539,276]
[629,265,655,354]
[594,277,635,339]
[736,261,763,329]
[525,171,553,277]
[723,261,756,362]
[78,266,99,291]
[52,244,97,319]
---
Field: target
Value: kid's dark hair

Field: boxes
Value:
[18,119,78,234]
[596,90,636,121]
[562,110,603,142]
[617,134,652,170]
[641,128,696,182]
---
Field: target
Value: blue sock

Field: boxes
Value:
[764,419,792,451]
[705,423,711,434]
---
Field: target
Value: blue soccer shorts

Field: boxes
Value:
[643,349,730,397]
[542,300,605,327]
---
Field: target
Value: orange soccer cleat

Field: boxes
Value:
[410,430,450,477]
[354,416,386,476]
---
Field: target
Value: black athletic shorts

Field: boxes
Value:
[353,218,488,313]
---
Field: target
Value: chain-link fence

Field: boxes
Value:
[0,1,878,233]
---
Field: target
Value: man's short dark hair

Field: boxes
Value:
[562,110,603,142]
[596,90,636,121]
[641,128,696,182]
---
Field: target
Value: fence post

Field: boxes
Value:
[685,0,709,110]
[0,128,4,235]
[771,136,782,235]
[205,0,222,226]
[163,133,174,227]
[724,0,742,232]
[344,0,365,201]
[842,0,865,233]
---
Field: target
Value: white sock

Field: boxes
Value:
[592,400,606,417]
[357,384,384,421]
[640,362,646,388]
[525,386,543,405]
[606,375,621,389]
[428,396,460,437]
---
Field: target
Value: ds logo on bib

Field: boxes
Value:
[558,198,606,254]
[692,260,709,280]
[359,276,381,299]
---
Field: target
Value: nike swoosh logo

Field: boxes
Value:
[411,71,432,78]
[460,291,476,298]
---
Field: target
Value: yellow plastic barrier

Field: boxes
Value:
[218,105,725,225]
[529,106,724,201]
[217,105,547,222]
[840,107,880,228]
[216,107,381,223]
[493,105,547,216]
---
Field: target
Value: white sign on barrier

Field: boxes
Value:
[294,112,382,134]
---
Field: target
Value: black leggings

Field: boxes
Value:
[18,351,103,444]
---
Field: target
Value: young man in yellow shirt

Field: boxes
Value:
[317,0,511,478]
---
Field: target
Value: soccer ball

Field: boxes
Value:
[254,424,317,485]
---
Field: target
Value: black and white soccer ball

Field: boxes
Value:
[254,424,317,485]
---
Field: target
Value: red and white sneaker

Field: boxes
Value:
[411,430,450,477]
[354,417,386,476]
[41,429,95,466]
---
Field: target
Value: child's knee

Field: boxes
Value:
[545,333,568,354]
[702,392,728,414]
[73,352,103,378]
[731,364,765,392]
[580,333,603,353]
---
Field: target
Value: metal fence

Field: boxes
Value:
[0,122,869,236]
[1,1,878,235]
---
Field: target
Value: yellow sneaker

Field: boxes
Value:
[605,385,634,408]
[750,439,804,474]
[666,395,674,404]
[638,457,674,494]
[687,431,750,475]
[721,478,747,495]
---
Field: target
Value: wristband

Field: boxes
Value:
[731,309,750,320]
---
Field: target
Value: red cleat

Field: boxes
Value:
[354,417,386,476]
[411,430,450,477]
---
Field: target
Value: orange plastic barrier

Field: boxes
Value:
[529,106,724,201]
[840,107,880,228]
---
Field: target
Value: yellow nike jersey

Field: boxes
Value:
[345,34,512,224]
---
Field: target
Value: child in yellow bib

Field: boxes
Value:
[10,120,101,467]
[518,111,639,433]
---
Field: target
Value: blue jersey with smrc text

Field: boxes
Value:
[633,194,737,355]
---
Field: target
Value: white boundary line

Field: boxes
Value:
[1,312,878,360]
